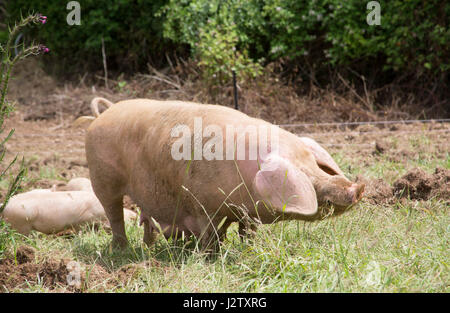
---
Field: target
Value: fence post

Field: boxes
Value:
[232,70,238,110]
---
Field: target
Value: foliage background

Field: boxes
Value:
[5,0,174,74]
[6,0,449,82]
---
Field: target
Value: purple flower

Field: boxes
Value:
[39,45,50,54]
[37,14,47,24]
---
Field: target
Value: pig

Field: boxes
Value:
[55,177,93,192]
[0,190,137,235]
[85,98,365,249]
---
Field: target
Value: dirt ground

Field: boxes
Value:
[1,60,449,291]
[0,245,147,292]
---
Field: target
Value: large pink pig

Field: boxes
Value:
[84,98,364,249]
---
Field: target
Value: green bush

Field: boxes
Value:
[6,0,449,81]
[160,0,264,84]
[162,0,449,81]
[322,0,450,74]
[6,0,171,74]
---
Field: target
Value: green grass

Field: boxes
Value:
[1,198,448,292]
[0,133,449,292]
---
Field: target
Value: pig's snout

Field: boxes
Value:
[338,182,365,207]
[348,183,365,204]
[317,176,365,208]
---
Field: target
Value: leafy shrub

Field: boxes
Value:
[6,0,449,83]
[261,0,326,60]
[322,0,450,74]
[162,0,449,82]
[6,0,171,74]
[160,0,264,84]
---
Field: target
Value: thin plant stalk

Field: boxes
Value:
[0,12,48,213]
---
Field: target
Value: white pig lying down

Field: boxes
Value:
[84,97,365,249]
[65,177,94,192]
[0,190,137,235]
[54,177,93,192]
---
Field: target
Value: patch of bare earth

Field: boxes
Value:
[356,176,394,205]
[393,167,450,201]
[0,245,69,292]
[115,260,161,285]
[356,167,450,205]
[0,245,115,292]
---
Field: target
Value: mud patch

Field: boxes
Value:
[116,263,144,284]
[0,245,69,291]
[373,140,388,155]
[357,167,449,205]
[356,175,394,205]
[0,245,115,292]
[15,245,35,264]
[393,167,450,201]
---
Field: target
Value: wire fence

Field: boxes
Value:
[9,117,450,156]
[13,119,450,140]
[293,128,450,137]
[277,118,450,128]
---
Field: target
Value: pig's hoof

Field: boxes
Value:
[111,237,129,249]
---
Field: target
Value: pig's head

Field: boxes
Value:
[297,137,365,210]
[252,140,364,220]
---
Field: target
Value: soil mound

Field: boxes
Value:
[0,245,69,291]
[0,245,113,292]
[393,167,450,201]
[356,167,449,204]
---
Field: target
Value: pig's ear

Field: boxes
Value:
[298,137,344,176]
[253,155,318,217]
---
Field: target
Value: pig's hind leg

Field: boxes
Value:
[100,193,128,248]
[89,168,128,248]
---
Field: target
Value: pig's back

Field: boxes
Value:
[85,99,266,171]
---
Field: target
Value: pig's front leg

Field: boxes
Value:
[218,219,232,244]
[143,219,157,247]
[238,221,258,241]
